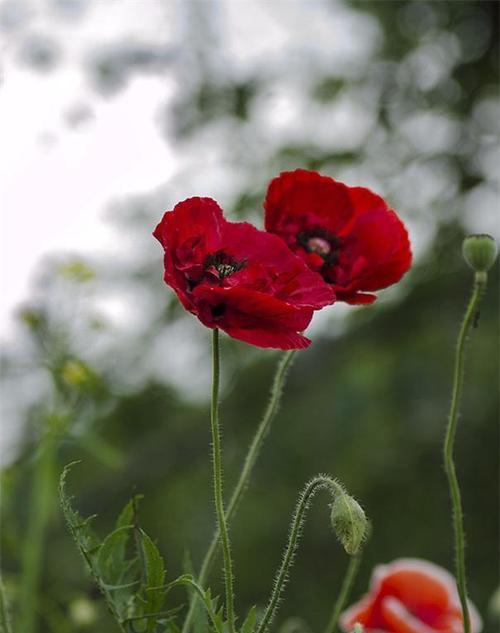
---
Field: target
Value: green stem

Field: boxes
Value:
[0,575,14,633]
[182,350,296,633]
[323,553,361,633]
[443,272,487,633]
[257,475,344,633]
[19,429,57,633]
[209,329,235,633]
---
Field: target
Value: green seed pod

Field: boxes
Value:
[330,492,368,556]
[462,234,498,273]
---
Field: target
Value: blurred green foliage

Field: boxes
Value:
[1,1,498,632]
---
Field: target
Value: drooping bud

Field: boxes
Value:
[330,491,368,556]
[462,234,498,274]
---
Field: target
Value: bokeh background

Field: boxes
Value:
[1,1,499,632]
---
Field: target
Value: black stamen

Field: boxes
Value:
[205,250,247,279]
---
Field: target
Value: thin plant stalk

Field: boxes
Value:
[209,328,235,633]
[257,475,345,633]
[19,429,57,633]
[323,553,361,633]
[443,272,487,633]
[0,575,14,633]
[183,349,296,633]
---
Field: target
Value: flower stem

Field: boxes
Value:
[210,329,235,633]
[443,272,487,633]
[182,350,296,633]
[19,428,57,633]
[0,575,14,633]
[257,475,344,633]
[323,553,361,633]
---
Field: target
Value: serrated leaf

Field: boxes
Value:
[116,495,143,531]
[59,463,100,566]
[138,528,166,590]
[136,527,166,630]
[240,606,257,633]
[96,525,132,585]
[59,463,127,628]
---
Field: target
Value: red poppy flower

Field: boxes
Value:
[340,559,482,633]
[153,197,334,349]
[264,170,412,304]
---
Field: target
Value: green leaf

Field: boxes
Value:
[96,526,132,585]
[116,495,143,531]
[182,551,207,633]
[138,528,166,591]
[59,462,100,567]
[240,606,257,633]
[59,463,128,630]
[136,527,166,630]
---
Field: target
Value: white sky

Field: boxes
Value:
[0,0,179,341]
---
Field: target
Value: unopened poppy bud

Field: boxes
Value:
[330,492,368,556]
[462,234,497,274]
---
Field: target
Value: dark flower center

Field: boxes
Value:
[297,229,339,266]
[204,250,246,279]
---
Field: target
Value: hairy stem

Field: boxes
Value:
[443,272,487,633]
[323,553,362,633]
[182,350,296,633]
[257,475,344,633]
[209,329,235,633]
[19,430,57,633]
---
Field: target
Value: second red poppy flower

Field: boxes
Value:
[264,169,412,305]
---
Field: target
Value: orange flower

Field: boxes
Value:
[340,559,482,633]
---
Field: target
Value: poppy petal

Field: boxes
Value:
[264,169,355,238]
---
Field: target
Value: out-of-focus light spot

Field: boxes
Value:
[463,185,500,240]
[399,110,460,155]
[391,158,459,213]
[148,319,211,402]
[224,0,381,74]
[473,143,500,183]
[471,96,500,137]
[405,43,453,91]
[398,1,440,38]
[454,10,492,63]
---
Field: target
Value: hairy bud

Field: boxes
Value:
[330,492,368,556]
